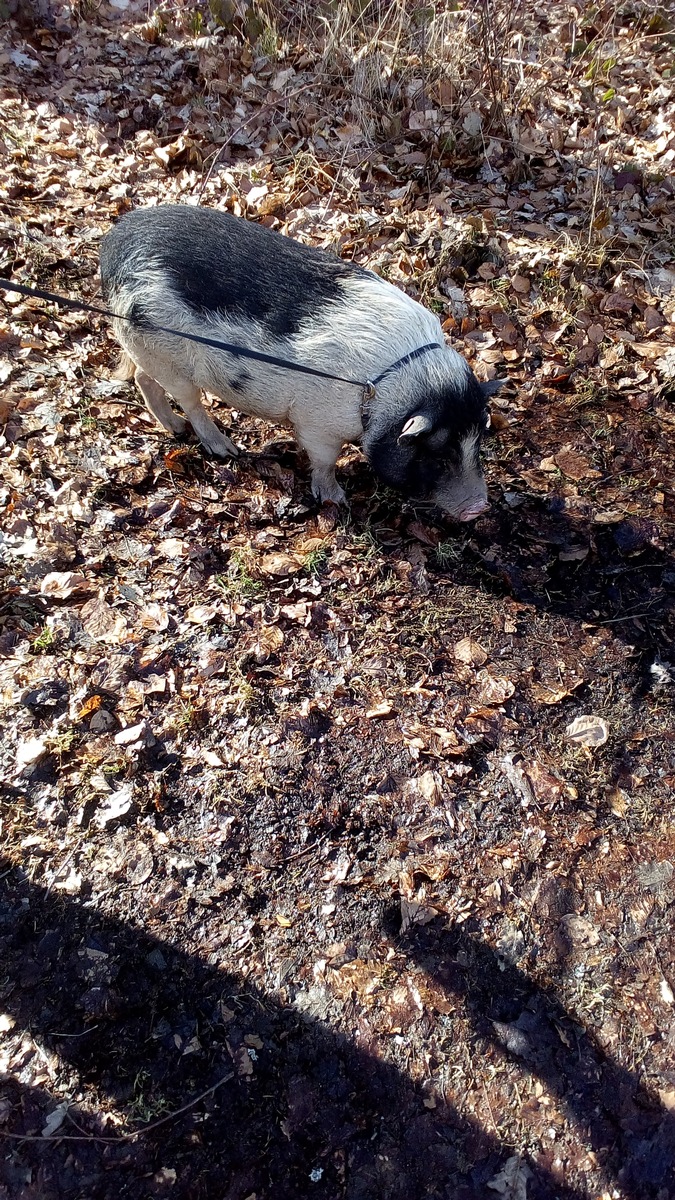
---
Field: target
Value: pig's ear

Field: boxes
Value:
[398,413,433,442]
[480,379,504,398]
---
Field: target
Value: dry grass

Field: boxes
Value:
[253,0,530,146]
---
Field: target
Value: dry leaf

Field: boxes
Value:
[40,571,87,599]
[253,624,284,662]
[127,845,154,885]
[560,913,600,946]
[233,1046,254,1077]
[511,274,530,294]
[0,397,17,423]
[531,681,576,705]
[474,670,515,706]
[42,1103,69,1138]
[404,770,443,804]
[53,868,82,894]
[600,290,635,314]
[280,601,311,624]
[185,604,219,624]
[554,448,601,481]
[260,552,303,576]
[140,603,170,631]
[94,783,134,828]
[587,322,605,344]
[488,1154,532,1199]
[608,787,628,816]
[81,597,128,644]
[454,637,488,667]
[203,749,225,767]
[16,736,48,772]
[159,538,186,559]
[659,979,674,1005]
[400,897,438,933]
[521,760,569,806]
[114,719,155,748]
[635,861,673,892]
[565,714,609,747]
[78,695,103,719]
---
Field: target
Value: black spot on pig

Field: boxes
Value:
[126,300,154,331]
[229,373,251,394]
[101,205,368,340]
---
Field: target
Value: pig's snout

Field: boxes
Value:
[455,496,489,522]
[432,474,488,523]
[426,428,490,522]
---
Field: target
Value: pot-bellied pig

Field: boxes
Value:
[100,205,502,520]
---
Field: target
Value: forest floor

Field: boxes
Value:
[1,1,675,1197]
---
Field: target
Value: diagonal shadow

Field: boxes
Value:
[402,920,675,1200]
[1,866,673,1200]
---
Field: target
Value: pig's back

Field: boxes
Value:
[100,204,365,339]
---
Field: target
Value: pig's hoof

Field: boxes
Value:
[202,433,239,458]
[168,415,188,435]
[313,481,347,506]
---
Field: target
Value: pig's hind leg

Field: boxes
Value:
[167,376,239,459]
[135,369,188,436]
[138,364,239,459]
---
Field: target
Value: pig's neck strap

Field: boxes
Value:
[0,277,442,407]
[361,341,443,423]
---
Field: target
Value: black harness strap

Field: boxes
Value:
[0,277,443,404]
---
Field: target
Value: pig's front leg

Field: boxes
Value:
[295,427,347,505]
[311,466,347,506]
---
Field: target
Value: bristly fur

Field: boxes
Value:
[100,204,494,516]
[101,204,365,340]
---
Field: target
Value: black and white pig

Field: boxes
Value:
[100,204,501,520]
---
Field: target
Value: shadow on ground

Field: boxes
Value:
[1,868,673,1200]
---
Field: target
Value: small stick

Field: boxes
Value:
[0,1072,234,1144]
[44,846,79,899]
[281,834,327,863]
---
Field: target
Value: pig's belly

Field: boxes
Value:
[197,367,293,425]
[206,389,293,429]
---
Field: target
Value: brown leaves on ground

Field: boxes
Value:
[1,2,675,1199]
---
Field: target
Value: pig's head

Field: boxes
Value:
[363,354,502,522]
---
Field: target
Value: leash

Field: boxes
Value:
[0,277,442,412]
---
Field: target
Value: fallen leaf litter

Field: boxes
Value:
[1,1,675,1198]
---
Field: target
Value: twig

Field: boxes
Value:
[319,142,349,221]
[587,144,605,249]
[280,834,327,863]
[44,846,79,899]
[49,1025,99,1038]
[0,1072,234,1144]
[592,612,658,624]
[482,1082,499,1137]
